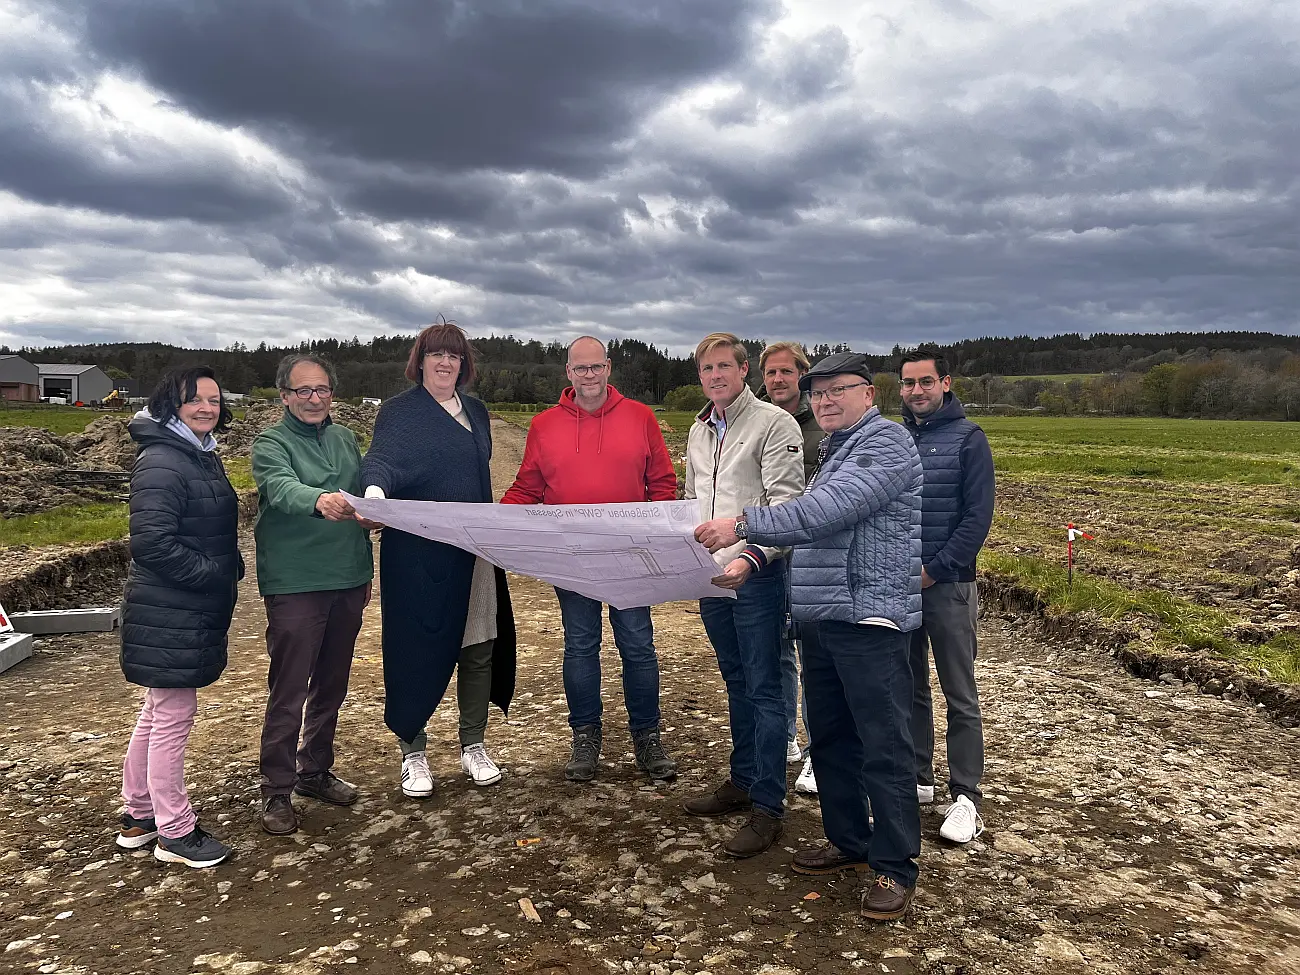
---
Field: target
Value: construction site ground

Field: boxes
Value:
[0,421,1297,975]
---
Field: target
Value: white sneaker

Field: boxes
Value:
[939,795,984,844]
[460,743,503,787]
[786,738,803,764]
[917,784,935,804]
[400,751,434,798]
[794,757,818,794]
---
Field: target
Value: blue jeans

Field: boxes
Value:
[554,588,661,734]
[804,620,920,888]
[780,637,810,747]
[699,561,787,818]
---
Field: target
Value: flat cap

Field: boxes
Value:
[799,351,873,391]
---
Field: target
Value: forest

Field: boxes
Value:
[7,330,1300,419]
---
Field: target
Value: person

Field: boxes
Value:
[758,341,823,793]
[899,346,995,845]
[251,354,376,835]
[360,320,517,796]
[681,333,804,858]
[696,350,925,922]
[502,336,679,782]
[116,367,242,868]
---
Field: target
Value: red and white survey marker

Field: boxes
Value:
[0,600,12,634]
[1066,522,1095,584]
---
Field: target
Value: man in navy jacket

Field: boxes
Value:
[899,346,995,846]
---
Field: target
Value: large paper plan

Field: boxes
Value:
[343,495,736,609]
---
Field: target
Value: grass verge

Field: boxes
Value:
[1,503,130,548]
[982,550,1300,684]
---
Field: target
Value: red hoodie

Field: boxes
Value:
[502,385,677,505]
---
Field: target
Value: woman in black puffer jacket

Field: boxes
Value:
[116,366,242,869]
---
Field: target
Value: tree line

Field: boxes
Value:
[6,331,1300,419]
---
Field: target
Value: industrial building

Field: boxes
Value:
[0,355,40,402]
[34,363,115,404]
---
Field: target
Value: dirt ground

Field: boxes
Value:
[2,422,1299,975]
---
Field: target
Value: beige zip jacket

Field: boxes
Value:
[684,384,806,568]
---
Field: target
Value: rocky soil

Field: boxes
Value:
[0,418,137,516]
[221,402,378,457]
[1,422,1298,975]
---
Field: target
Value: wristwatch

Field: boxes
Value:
[734,515,748,540]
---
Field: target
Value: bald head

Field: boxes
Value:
[567,335,607,361]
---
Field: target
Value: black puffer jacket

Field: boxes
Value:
[120,416,242,688]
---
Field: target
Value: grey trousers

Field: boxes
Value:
[399,639,494,752]
[908,580,984,807]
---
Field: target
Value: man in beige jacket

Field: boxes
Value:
[682,332,805,858]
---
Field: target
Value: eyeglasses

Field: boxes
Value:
[424,351,463,363]
[810,382,870,402]
[900,377,941,390]
[286,386,333,400]
[569,363,608,377]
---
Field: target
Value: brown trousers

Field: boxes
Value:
[259,584,367,796]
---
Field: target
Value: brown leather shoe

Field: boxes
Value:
[683,779,752,817]
[791,841,869,875]
[724,810,784,858]
[261,794,297,835]
[860,874,916,921]
[294,771,359,806]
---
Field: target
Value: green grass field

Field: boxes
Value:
[0,406,108,436]
[999,373,1104,383]
[2,503,130,547]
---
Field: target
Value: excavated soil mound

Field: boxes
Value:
[0,418,134,517]
[221,401,378,457]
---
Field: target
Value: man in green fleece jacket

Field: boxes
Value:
[251,354,375,836]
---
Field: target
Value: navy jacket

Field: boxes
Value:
[361,386,516,742]
[746,407,923,630]
[900,393,994,583]
[120,417,242,688]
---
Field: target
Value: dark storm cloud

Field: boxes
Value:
[67,0,774,176]
[2,0,1298,352]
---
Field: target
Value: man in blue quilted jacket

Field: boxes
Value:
[899,346,995,846]
[695,351,924,922]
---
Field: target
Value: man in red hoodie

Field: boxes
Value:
[503,336,679,783]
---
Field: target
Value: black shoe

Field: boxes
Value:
[115,813,159,850]
[565,725,602,782]
[153,826,231,869]
[294,771,359,806]
[632,729,678,781]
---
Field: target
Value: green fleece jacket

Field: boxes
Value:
[251,410,373,596]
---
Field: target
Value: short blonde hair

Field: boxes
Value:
[758,341,810,374]
[694,332,748,366]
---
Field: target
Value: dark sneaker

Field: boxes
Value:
[724,810,784,858]
[115,813,158,850]
[683,779,751,817]
[294,771,359,806]
[791,841,869,876]
[860,874,916,921]
[261,795,298,835]
[154,826,231,869]
[632,729,678,780]
[565,725,602,782]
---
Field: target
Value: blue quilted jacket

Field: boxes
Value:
[745,407,923,631]
[900,393,995,583]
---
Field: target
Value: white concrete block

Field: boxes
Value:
[0,632,34,675]
[10,607,121,635]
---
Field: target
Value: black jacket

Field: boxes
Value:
[120,416,242,688]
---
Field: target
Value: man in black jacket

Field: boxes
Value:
[899,347,995,846]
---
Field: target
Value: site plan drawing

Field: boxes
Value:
[343,495,736,609]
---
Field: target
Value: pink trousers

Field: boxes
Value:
[121,687,199,839]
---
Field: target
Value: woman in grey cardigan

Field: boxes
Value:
[360,321,516,797]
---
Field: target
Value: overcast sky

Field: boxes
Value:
[1,0,1296,354]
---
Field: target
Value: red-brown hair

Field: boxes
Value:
[404,319,477,388]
